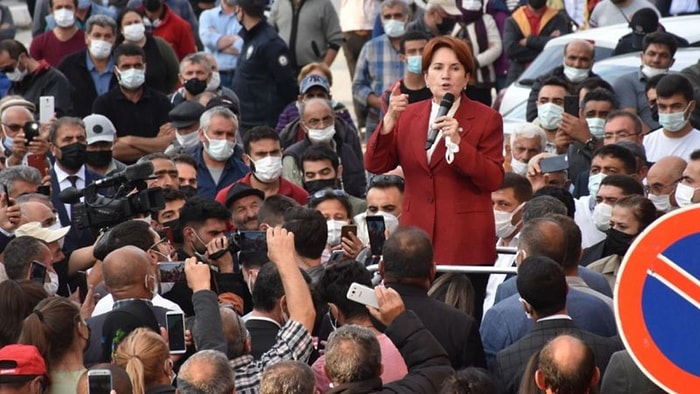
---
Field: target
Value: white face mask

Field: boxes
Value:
[641,65,668,79]
[377,211,400,233]
[123,23,146,42]
[353,211,401,246]
[326,219,346,246]
[563,63,589,83]
[383,19,405,38]
[675,182,698,207]
[117,68,146,90]
[251,156,282,183]
[89,39,112,60]
[658,105,690,133]
[588,172,606,200]
[493,202,524,239]
[44,271,59,296]
[647,193,672,212]
[176,130,199,150]
[510,158,528,176]
[308,125,335,144]
[592,203,613,231]
[54,8,75,27]
[462,0,482,10]
[538,102,564,130]
[204,132,235,161]
[5,61,27,82]
[586,117,605,138]
[206,71,221,92]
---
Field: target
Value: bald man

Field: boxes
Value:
[535,335,600,394]
[177,350,236,394]
[646,156,687,213]
[1,105,43,167]
[527,40,598,123]
[19,200,56,227]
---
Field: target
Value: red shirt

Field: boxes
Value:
[523,6,545,36]
[29,29,86,67]
[215,172,309,207]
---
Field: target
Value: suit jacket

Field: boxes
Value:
[494,268,612,304]
[388,283,486,369]
[600,350,666,394]
[245,317,281,360]
[494,318,622,394]
[365,94,504,265]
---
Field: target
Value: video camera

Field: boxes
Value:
[59,161,165,231]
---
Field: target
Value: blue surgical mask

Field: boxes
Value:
[588,172,606,201]
[659,105,690,132]
[383,19,405,38]
[406,55,422,74]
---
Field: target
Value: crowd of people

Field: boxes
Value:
[0,0,697,392]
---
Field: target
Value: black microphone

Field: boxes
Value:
[425,92,455,151]
[92,161,155,189]
[58,187,81,204]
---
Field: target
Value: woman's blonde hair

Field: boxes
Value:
[428,273,476,317]
[114,328,169,394]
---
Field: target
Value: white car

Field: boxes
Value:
[498,15,700,116]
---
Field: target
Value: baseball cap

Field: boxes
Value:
[206,96,240,117]
[15,221,70,244]
[83,114,116,145]
[427,0,463,16]
[101,300,160,362]
[0,344,47,383]
[225,183,265,209]
[169,101,205,129]
[299,75,330,95]
[629,8,659,49]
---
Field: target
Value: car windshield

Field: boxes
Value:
[518,46,615,84]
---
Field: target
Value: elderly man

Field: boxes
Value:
[1,103,48,167]
[508,124,547,175]
[645,156,686,213]
[224,183,264,231]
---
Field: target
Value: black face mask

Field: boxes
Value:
[59,143,87,172]
[85,150,112,168]
[437,18,457,35]
[184,78,207,96]
[604,228,636,257]
[179,185,197,199]
[303,178,339,194]
[528,0,547,9]
[162,218,184,244]
[144,0,162,12]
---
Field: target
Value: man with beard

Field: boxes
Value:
[225,182,264,231]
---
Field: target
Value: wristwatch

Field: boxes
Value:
[584,136,598,151]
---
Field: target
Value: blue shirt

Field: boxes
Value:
[86,52,114,96]
[351,34,404,114]
[191,143,249,199]
[198,6,243,72]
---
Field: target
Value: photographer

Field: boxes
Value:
[2,102,50,167]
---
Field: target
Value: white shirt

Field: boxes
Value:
[53,164,86,222]
[427,97,461,163]
[339,0,381,32]
[575,195,606,249]
[483,235,518,317]
[91,293,184,317]
[643,127,700,162]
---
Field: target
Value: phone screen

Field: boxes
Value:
[166,313,186,353]
[76,271,88,303]
[157,262,186,283]
[366,216,386,256]
[341,225,357,240]
[564,95,579,116]
[88,371,112,394]
[540,154,569,173]
[235,231,267,251]
[30,262,47,284]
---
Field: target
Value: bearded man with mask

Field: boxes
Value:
[92,43,173,164]
[502,0,572,85]
[407,0,462,38]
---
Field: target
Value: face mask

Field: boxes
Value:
[592,203,613,232]
[377,211,400,233]
[326,219,346,246]
[538,102,564,130]
[462,0,482,11]
[175,130,200,150]
[3,136,12,152]
[641,65,667,79]
[89,39,112,60]
[250,156,282,183]
[162,218,184,244]
[675,182,698,207]
[184,78,207,96]
[494,209,519,239]
[648,193,672,212]
[123,23,146,42]
[383,19,406,38]
[85,150,112,168]
[59,142,87,172]
[436,17,457,35]
[44,271,59,296]
[206,71,221,92]
[144,0,162,12]
[307,125,335,144]
[586,117,605,138]
[5,61,26,82]
[658,105,690,132]
[303,178,339,194]
[406,55,422,74]
[562,64,589,83]
[204,132,235,161]
[179,185,197,199]
[117,68,145,90]
[54,8,75,27]
[78,0,91,9]
[604,228,635,256]
[510,158,528,176]
[588,172,606,200]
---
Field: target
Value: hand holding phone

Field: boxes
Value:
[165,311,187,354]
[346,282,378,308]
[157,262,187,283]
[39,96,54,124]
[564,95,579,116]
[30,261,47,284]
[76,271,88,303]
[87,369,112,394]
[366,216,386,256]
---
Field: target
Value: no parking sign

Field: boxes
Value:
[616,205,700,393]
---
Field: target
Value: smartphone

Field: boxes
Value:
[39,96,54,124]
[30,261,47,284]
[76,270,88,303]
[564,95,579,116]
[346,282,378,309]
[328,250,345,264]
[2,184,9,206]
[87,369,112,394]
[157,262,186,283]
[23,121,39,143]
[234,231,267,251]
[27,153,47,178]
[540,154,569,173]
[341,225,357,240]
[366,215,386,256]
[165,311,187,354]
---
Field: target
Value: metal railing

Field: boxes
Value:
[366,247,519,275]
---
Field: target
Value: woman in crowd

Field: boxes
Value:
[116,8,180,94]
[114,327,176,394]
[0,280,46,348]
[19,297,89,394]
[308,188,364,262]
[428,273,476,318]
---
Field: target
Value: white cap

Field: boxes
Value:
[83,114,116,145]
[427,0,463,15]
[15,222,70,243]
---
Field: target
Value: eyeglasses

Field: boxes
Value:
[603,131,638,140]
[307,188,346,204]
[644,177,683,195]
[368,174,405,188]
[149,237,169,251]
[305,115,334,129]
[2,123,23,132]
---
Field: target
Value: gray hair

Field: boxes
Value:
[86,14,117,35]
[0,166,41,196]
[325,325,381,385]
[381,0,410,16]
[298,98,333,119]
[522,196,568,223]
[0,105,33,124]
[177,350,235,394]
[219,307,248,359]
[179,53,212,75]
[510,123,547,152]
[200,107,238,131]
[260,360,316,394]
[48,117,86,144]
[16,193,51,205]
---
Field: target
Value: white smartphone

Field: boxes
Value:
[87,369,112,394]
[165,311,187,354]
[346,282,378,309]
[39,96,54,124]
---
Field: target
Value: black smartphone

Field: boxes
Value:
[157,262,186,283]
[564,95,579,116]
[87,369,112,394]
[234,231,267,251]
[76,270,88,303]
[341,225,357,240]
[2,184,10,206]
[366,215,386,256]
[540,154,569,173]
[166,311,187,354]
[23,121,39,143]
[30,261,47,284]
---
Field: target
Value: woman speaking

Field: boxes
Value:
[365,35,504,270]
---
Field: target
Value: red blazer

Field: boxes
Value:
[365,94,504,265]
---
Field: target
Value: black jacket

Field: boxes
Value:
[57,49,118,118]
[525,65,598,122]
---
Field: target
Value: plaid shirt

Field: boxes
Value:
[230,320,313,393]
[352,34,405,114]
